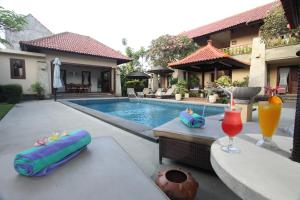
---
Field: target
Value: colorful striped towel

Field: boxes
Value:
[179,111,205,128]
[14,129,91,176]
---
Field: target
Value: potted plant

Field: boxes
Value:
[31,82,45,100]
[207,88,217,103]
[175,80,188,101]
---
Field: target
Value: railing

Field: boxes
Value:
[221,44,252,56]
[266,33,300,49]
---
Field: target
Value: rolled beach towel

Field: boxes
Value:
[14,129,91,176]
[179,111,205,128]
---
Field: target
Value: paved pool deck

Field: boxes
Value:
[0,100,296,200]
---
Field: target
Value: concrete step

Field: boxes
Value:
[54,93,114,99]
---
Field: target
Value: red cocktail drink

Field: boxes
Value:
[221,108,243,153]
[222,109,243,137]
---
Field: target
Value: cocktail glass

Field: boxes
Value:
[221,108,243,153]
[256,101,281,148]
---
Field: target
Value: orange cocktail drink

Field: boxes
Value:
[257,96,282,148]
[258,102,281,137]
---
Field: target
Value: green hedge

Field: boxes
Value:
[1,84,23,104]
[0,85,5,103]
[125,80,146,92]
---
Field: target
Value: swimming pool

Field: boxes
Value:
[71,98,224,128]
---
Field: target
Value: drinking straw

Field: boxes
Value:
[217,85,233,111]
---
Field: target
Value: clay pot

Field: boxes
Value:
[156,169,198,200]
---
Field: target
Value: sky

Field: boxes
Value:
[1,0,275,53]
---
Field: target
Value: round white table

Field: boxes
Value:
[211,134,300,200]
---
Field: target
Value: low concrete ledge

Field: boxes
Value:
[59,99,158,143]
[211,134,298,200]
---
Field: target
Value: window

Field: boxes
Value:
[10,58,25,79]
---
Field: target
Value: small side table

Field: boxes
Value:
[211,134,300,200]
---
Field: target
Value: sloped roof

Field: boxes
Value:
[169,40,249,68]
[147,65,174,74]
[183,1,278,39]
[126,71,150,79]
[20,32,131,64]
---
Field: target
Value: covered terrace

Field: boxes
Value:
[169,40,249,89]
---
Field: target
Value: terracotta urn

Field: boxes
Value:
[156,169,198,200]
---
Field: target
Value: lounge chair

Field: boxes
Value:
[157,86,175,99]
[137,88,150,98]
[127,88,136,97]
[146,88,162,98]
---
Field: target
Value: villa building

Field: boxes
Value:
[151,1,300,94]
[0,15,130,97]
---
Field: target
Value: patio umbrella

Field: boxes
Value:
[52,57,63,101]
[126,71,150,79]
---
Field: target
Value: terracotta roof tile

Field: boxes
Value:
[183,1,278,39]
[169,40,249,67]
[20,32,131,64]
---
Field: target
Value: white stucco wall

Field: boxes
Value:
[0,49,46,94]
[0,49,121,96]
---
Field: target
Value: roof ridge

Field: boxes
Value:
[19,31,131,64]
[184,1,279,38]
[20,32,68,43]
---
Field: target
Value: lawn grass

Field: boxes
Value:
[0,103,14,120]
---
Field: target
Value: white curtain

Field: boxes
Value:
[279,68,290,86]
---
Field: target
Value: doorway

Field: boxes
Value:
[99,71,111,93]
[278,66,299,94]
[289,67,298,94]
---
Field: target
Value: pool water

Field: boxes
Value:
[72,99,224,128]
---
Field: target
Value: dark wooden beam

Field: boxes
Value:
[291,64,300,162]
[214,66,217,81]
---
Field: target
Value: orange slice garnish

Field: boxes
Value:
[268,96,283,105]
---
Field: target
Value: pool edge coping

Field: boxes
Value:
[58,98,158,143]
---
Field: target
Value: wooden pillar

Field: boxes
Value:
[202,70,205,88]
[113,68,116,95]
[291,67,300,162]
[214,66,217,81]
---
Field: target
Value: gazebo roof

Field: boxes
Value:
[126,71,150,79]
[147,65,174,74]
[168,40,249,71]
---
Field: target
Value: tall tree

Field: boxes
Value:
[260,4,300,43]
[0,7,26,45]
[119,38,147,95]
[146,34,198,67]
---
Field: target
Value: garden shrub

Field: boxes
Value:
[125,80,146,92]
[170,77,178,85]
[215,75,232,87]
[0,85,5,102]
[2,84,23,104]
[189,91,199,97]
[216,97,229,104]
[175,80,188,95]
[232,76,249,87]
[189,75,200,88]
